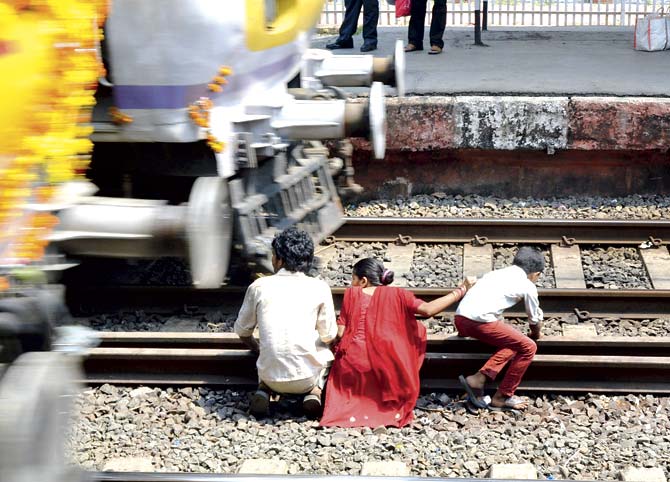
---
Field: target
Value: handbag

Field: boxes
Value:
[634,8,669,52]
[395,0,411,17]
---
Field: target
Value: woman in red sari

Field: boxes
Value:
[321,258,473,428]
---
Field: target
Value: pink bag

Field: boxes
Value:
[395,0,411,17]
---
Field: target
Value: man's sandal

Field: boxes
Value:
[249,389,270,417]
[404,43,423,52]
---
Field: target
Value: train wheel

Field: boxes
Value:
[187,177,233,288]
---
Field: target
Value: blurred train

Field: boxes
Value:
[0,1,403,480]
[57,0,405,288]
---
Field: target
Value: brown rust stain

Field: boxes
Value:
[568,98,670,150]
[385,97,457,151]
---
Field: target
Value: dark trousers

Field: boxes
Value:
[408,0,447,49]
[336,0,379,46]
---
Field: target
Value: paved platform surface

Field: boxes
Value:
[311,27,669,97]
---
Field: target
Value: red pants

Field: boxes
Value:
[454,315,537,397]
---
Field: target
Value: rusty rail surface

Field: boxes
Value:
[91,474,604,482]
[335,217,670,245]
[84,333,670,394]
[96,332,670,357]
[67,285,670,320]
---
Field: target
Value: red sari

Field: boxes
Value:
[320,286,427,428]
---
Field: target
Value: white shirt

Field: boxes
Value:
[234,269,338,383]
[456,265,544,325]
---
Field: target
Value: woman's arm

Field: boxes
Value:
[415,286,465,317]
[415,277,476,317]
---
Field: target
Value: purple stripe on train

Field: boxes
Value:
[113,53,300,110]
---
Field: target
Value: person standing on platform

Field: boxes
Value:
[404,0,447,54]
[326,0,380,52]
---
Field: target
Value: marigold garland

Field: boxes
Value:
[0,0,106,289]
[195,65,232,154]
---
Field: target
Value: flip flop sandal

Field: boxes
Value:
[486,395,526,414]
[465,399,481,415]
[485,404,521,414]
[503,395,528,410]
[458,375,487,409]
[404,44,423,52]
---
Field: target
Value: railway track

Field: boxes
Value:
[335,217,670,245]
[82,332,670,394]
[69,217,670,394]
[65,216,670,315]
[67,285,670,319]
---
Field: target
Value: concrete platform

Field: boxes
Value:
[312,28,669,97]
[311,28,670,154]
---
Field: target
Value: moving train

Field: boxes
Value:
[0,1,404,480]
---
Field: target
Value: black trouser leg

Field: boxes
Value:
[361,0,379,47]
[337,0,364,44]
[408,0,428,49]
[429,0,447,49]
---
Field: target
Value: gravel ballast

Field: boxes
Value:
[346,194,670,220]
[581,247,652,289]
[68,386,670,480]
[318,242,388,286]
[407,244,462,288]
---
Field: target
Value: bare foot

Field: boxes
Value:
[465,372,487,394]
[490,392,528,410]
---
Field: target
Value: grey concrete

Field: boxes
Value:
[311,28,670,97]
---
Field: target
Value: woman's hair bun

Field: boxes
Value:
[381,269,395,285]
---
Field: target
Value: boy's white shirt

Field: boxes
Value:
[456,265,544,324]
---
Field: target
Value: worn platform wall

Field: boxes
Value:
[349,96,670,198]
[360,96,670,152]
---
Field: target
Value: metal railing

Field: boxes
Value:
[319,0,670,27]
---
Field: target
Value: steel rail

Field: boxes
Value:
[67,285,670,319]
[83,343,670,394]
[390,287,670,319]
[335,217,670,244]
[91,474,602,482]
[96,332,670,357]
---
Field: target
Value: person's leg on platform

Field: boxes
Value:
[428,0,447,53]
[360,0,379,51]
[327,0,362,49]
[406,0,428,51]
